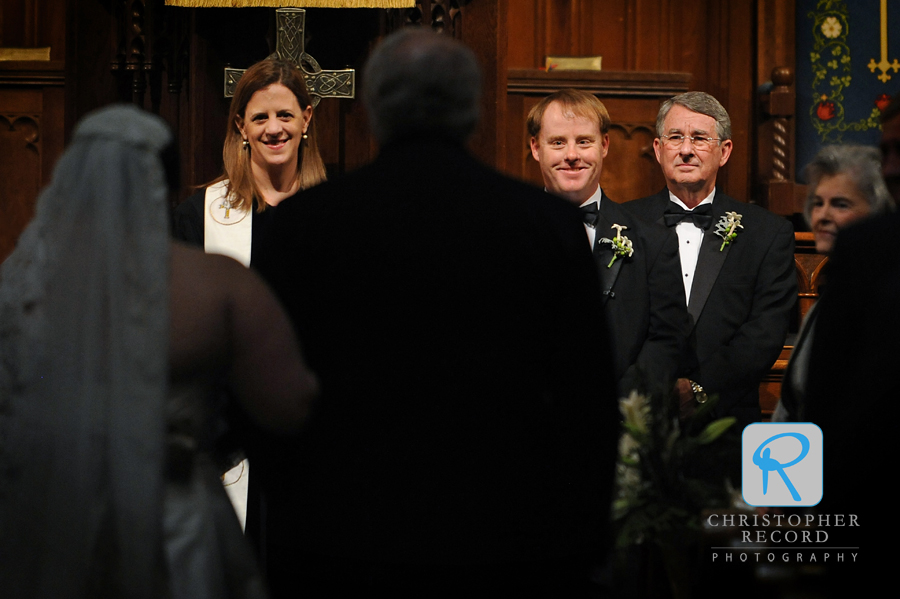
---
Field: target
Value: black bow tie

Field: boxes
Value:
[580,202,600,228]
[663,203,713,229]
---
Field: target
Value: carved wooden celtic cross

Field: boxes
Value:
[224,8,355,106]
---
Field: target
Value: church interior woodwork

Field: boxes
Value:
[2,0,815,413]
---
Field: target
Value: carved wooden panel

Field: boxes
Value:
[793,232,828,321]
[385,0,467,36]
[603,121,666,202]
[0,112,41,262]
[0,1,66,259]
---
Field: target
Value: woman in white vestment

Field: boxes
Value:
[0,104,318,599]
[773,144,893,421]
[171,58,327,531]
[172,58,327,267]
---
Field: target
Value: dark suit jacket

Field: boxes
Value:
[624,189,796,425]
[803,213,894,586]
[253,138,619,574]
[806,212,899,508]
[592,194,691,396]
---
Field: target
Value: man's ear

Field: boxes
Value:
[530,136,541,162]
[653,138,663,164]
[718,139,733,167]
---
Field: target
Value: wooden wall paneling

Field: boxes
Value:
[0,79,64,263]
[702,0,730,195]
[524,0,632,70]
[305,8,379,176]
[0,0,66,261]
[602,100,668,201]
[184,7,226,194]
[631,0,669,72]
[659,0,705,81]
[581,0,629,71]
[459,0,507,168]
[0,0,63,59]
[621,0,637,70]
[756,0,796,88]
[0,91,43,263]
[43,0,67,62]
[722,0,755,205]
[541,0,577,59]
[505,90,529,177]
[506,0,539,69]
[64,0,120,142]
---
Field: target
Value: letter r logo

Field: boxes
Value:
[742,423,823,507]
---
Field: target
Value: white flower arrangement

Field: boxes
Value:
[599,223,634,268]
[613,388,737,548]
[714,211,743,251]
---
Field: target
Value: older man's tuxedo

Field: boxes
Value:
[252,137,619,595]
[588,193,691,397]
[625,189,796,424]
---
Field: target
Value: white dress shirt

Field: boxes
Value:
[668,189,715,303]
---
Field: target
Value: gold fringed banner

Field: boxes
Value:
[164,0,415,7]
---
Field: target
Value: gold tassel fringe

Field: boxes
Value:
[165,0,415,7]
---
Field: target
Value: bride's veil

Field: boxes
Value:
[0,104,172,598]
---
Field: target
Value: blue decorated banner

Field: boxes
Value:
[796,0,900,178]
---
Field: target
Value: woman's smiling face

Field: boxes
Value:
[236,83,312,172]
[810,172,872,254]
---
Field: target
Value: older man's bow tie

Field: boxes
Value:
[663,203,713,229]
[580,202,600,228]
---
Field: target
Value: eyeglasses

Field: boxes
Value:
[659,134,721,151]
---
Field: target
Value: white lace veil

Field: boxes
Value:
[0,105,172,598]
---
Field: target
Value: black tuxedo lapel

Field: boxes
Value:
[594,209,624,304]
[688,201,731,323]
[649,192,670,228]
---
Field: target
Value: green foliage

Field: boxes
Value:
[613,389,737,549]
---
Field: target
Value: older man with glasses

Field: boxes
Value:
[625,91,796,427]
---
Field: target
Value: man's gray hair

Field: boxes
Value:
[656,91,732,141]
[802,144,895,225]
[363,27,481,146]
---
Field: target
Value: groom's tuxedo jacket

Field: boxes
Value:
[591,194,691,396]
[252,138,619,585]
[624,189,796,424]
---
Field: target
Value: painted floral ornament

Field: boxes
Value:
[599,224,634,268]
[715,212,743,251]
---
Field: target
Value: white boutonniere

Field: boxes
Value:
[714,212,743,251]
[599,224,634,268]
